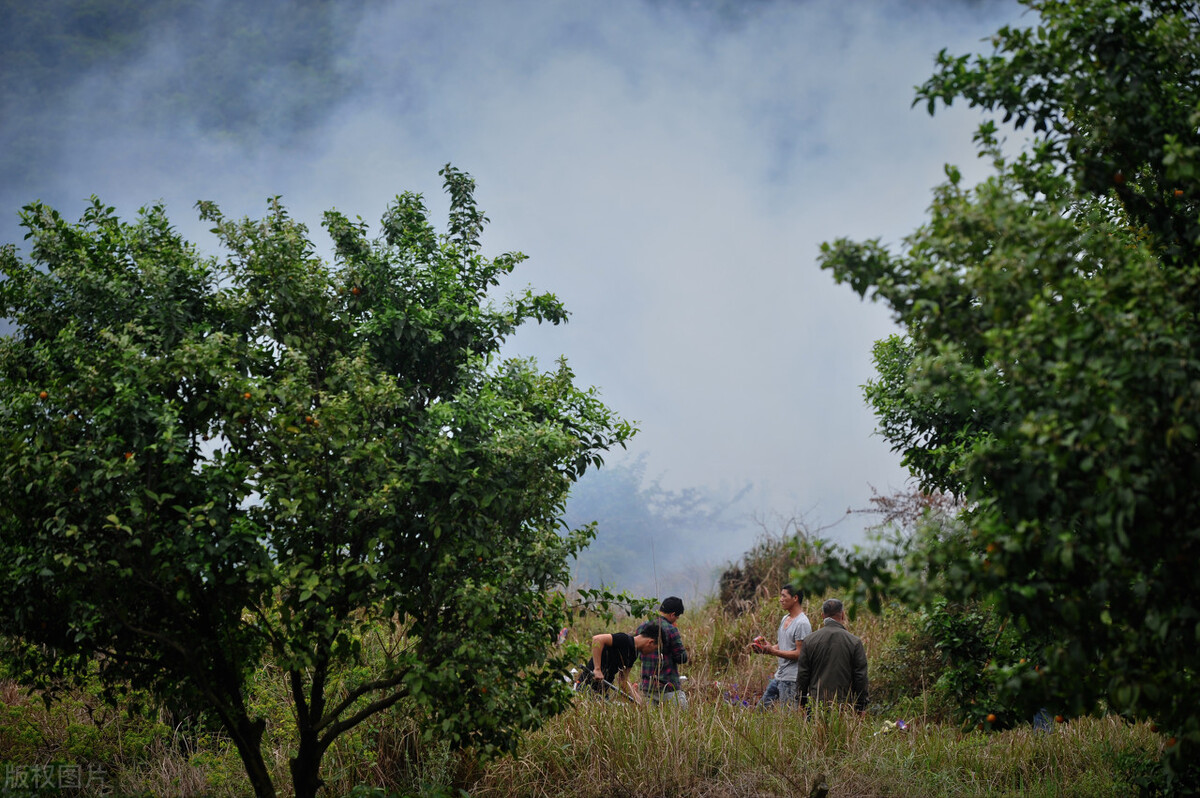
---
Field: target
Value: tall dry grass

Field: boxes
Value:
[0,587,1168,796]
[471,592,1162,798]
[471,680,1161,798]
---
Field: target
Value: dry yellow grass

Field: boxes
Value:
[472,700,1160,798]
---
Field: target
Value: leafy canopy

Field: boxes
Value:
[0,166,634,798]
[815,0,1200,774]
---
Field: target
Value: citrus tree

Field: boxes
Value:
[0,166,634,798]
[815,0,1200,779]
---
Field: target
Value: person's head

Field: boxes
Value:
[659,596,685,622]
[822,598,845,621]
[780,584,804,610]
[635,621,662,653]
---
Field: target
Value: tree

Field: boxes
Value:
[817,0,1200,779]
[0,166,634,798]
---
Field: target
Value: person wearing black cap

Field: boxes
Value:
[637,596,690,706]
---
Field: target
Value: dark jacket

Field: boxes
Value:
[795,617,869,712]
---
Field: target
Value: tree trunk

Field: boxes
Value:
[290,663,328,798]
[289,731,325,798]
[227,715,275,798]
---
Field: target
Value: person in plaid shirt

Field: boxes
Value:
[637,596,689,707]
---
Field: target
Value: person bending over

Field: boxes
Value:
[581,622,662,704]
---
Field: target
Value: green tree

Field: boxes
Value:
[0,166,634,798]
[817,0,1200,778]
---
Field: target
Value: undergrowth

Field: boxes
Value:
[0,564,1175,796]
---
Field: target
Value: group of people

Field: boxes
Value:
[578,587,869,713]
[579,596,689,705]
[751,587,869,713]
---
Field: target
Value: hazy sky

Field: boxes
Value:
[1,0,1030,584]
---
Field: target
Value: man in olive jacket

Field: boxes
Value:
[795,598,869,713]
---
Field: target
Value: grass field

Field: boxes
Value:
[0,590,1170,796]
[473,700,1160,798]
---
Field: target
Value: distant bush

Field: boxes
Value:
[717,518,820,615]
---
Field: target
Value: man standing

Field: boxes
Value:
[751,584,811,708]
[582,621,662,704]
[795,598,869,714]
[637,596,689,706]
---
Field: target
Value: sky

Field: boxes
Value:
[0,0,1032,596]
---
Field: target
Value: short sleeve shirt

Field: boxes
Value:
[774,611,812,682]
[587,632,639,683]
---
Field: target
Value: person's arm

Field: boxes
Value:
[615,667,643,704]
[765,623,803,660]
[590,634,612,682]
[669,625,689,664]
[852,641,869,714]
[795,643,812,695]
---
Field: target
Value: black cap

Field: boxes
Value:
[660,596,685,616]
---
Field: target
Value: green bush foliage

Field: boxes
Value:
[0,166,633,798]
[816,3,1200,789]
